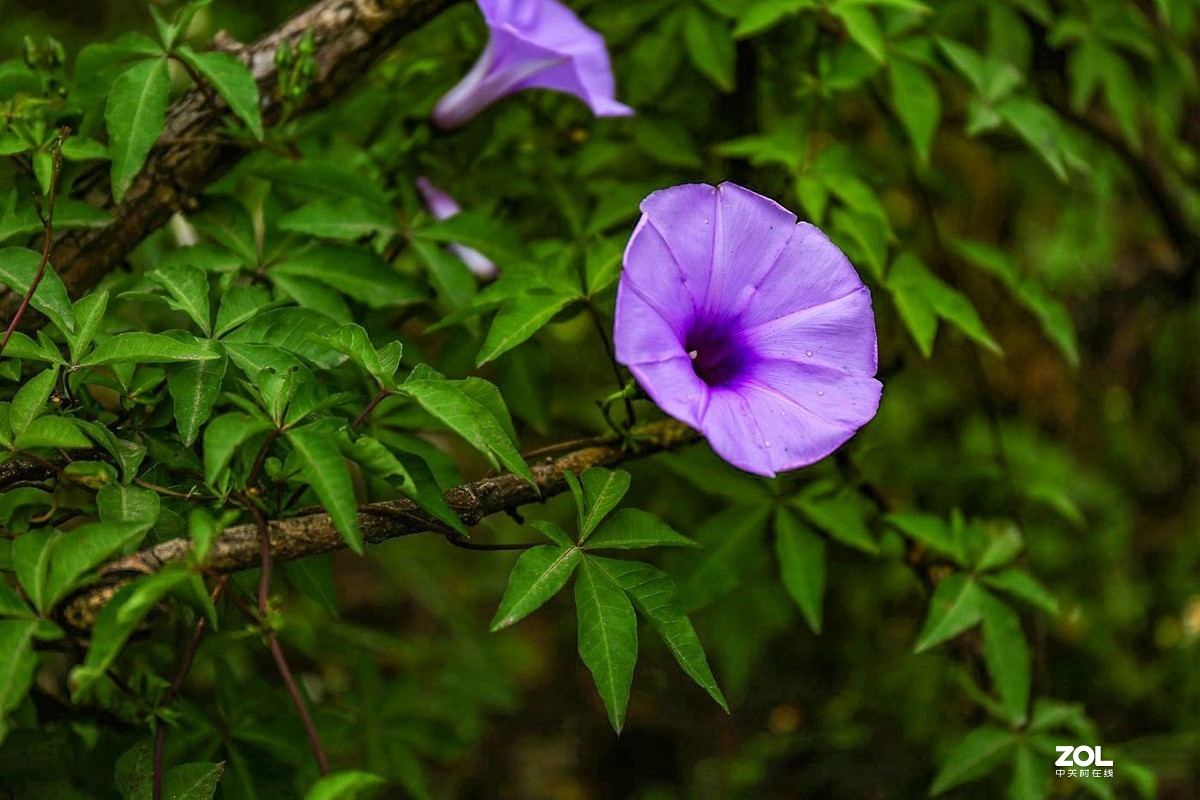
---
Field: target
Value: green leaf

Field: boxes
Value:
[476,290,577,366]
[328,324,402,390]
[577,467,632,540]
[12,529,56,613]
[105,58,170,202]
[342,436,465,534]
[279,197,397,240]
[884,511,966,564]
[304,770,386,800]
[599,558,728,711]
[202,412,273,487]
[684,7,736,91]
[490,545,581,631]
[281,555,338,615]
[733,0,816,38]
[114,740,153,800]
[996,96,1069,182]
[44,519,154,608]
[529,519,575,548]
[273,246,424,309]
[775,508,825,633]
[176,47,263,139]
[0,581,33,619]
[981,568,1059,616]
[188,508,221,564]
[980,594,1030,726]
[836,5,885,63]
[930,726,1016,795]
[914,573,985,652]
[1009,744,1048,800]
[975,521,1023,571]
[415,212,531,268]
[9,368,56,437]
[82,332,223,365]
[400,372,535,486]
[287,425,363,553]
[222,307,347,368]
[96,485,160,526]
[14,416,92,450]
[214,284,273,337]
[0,619,38,744]
[889,58,940,162]
[888,252,1001,356]
[575,556,639,733]
[585,508,699,550]
[68,290,110,363]
[74,569,192,701]
[162,761,225,800]
[796,486,878,554]
[150,264,211,335]
[0,247,73,335]
[168,346,227,446]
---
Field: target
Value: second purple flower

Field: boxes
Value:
[433,0,633,129]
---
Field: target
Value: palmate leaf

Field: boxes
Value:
[574,556,638,733]
[168,344,227,446]
[595,557,728,712]
[149,264,211,335]
[105,57,170,202]
[287,424,363,554]
[490,545,581,631]
[400,370,535,486]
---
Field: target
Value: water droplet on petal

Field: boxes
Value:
[764,440,771,448]
[805,350,813,357]
[817,391,824,396]
[688,349,699,360]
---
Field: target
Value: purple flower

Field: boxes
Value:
[416,177,497,279]
[432,0,633,129]
[614,183,882,477]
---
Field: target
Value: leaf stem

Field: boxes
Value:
[0,128,67,358]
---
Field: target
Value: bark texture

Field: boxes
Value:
[58,420,699,632]
[0,0,459,322]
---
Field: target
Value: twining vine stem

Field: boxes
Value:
[0,129,66,358]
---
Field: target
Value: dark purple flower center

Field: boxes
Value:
[684,317,748,388]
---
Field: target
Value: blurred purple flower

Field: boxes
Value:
[614,183,881,477]
[432,0,633,129]
[416,177,497,279]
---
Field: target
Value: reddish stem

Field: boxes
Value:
[0,132,65,358]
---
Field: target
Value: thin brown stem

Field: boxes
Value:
[152,576,230,800]
[586,300,634,424]
[0,130,66,357]
[350,388,390,431]
[246,502,330,776]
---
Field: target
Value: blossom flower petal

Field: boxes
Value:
[614,182,882,477]
[433,0,633,130]
[416,177,497,279]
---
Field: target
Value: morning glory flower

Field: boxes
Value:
[416,177,497,279]
[432,0,634,129]
[613,183,882,477]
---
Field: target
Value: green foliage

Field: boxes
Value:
[0,0,1194,796]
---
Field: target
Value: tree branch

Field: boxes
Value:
[0,0,459,324]
[58,419,698,632]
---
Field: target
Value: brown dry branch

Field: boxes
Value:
[58,419,699,632]
[0,0,459,323]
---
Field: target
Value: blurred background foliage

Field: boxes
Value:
[0,0,1197,798]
